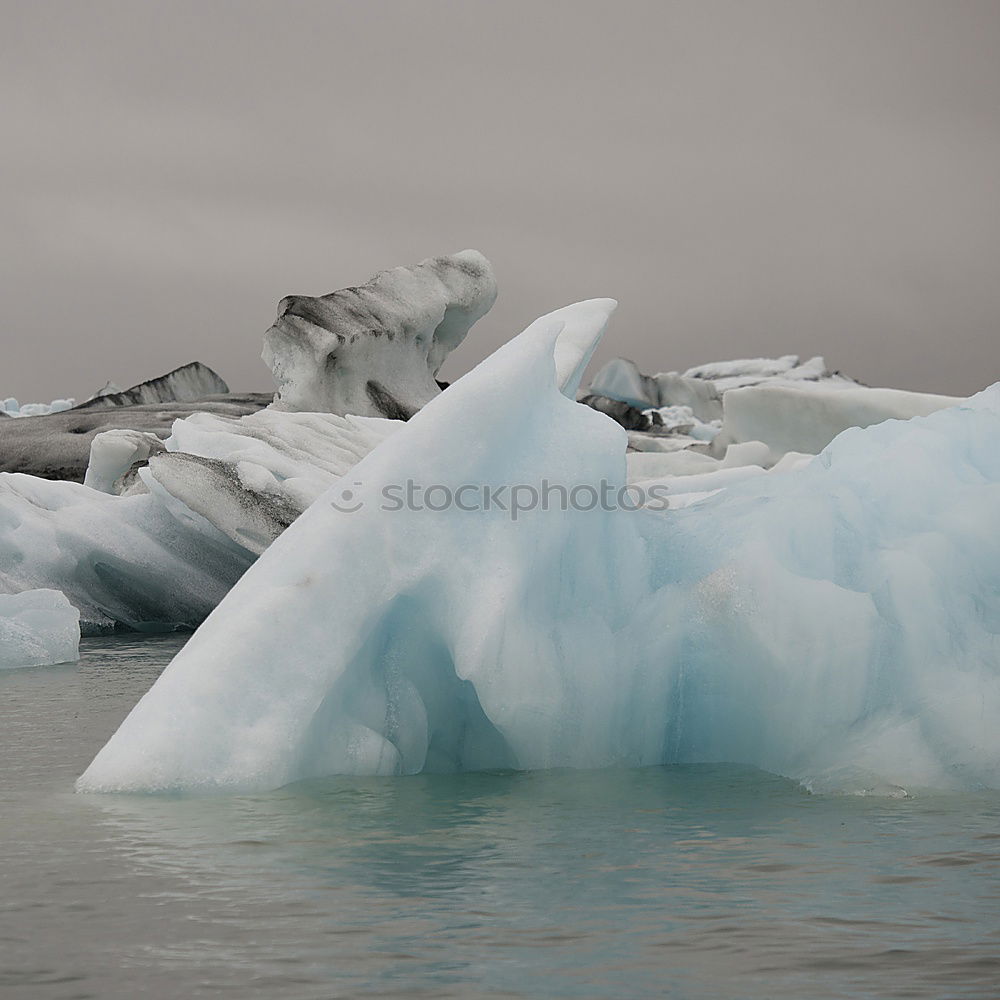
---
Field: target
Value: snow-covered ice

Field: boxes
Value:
[78,299,1000,796]
[0,590,80,669]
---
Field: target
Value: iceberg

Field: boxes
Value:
[83,429,167,495]
[0,363,239,481]
[578,393,653,431]
[586,357,667,412]
[589,353,964,466]
[264,250,497,418]
[587,353,858,420]
[0,251,499,627]
[0,589,80,669]
[0,404,397,631]
[73,362,230,409]
[712,382,962,460]
[0,472,254,634]
[682,354,844,391]
[0,392,270,482]
[0,397,76,417]
[1,363,229,421]
[143,409,398,554]
[78,298,1000,795]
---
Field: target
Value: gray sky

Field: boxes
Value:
[3,0,999,402]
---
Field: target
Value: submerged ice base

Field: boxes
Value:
[78,300,1000,796]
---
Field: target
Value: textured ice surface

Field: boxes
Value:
[713,382,962,459]
[588,354,859,419]
[74,362,229,409]
[0,590,80,669]
[87,380,124,400]
[0,396,404,631]
[1,363,228,420]
[264,250,497,418]
[592,354,961,465]
[0,397,76,417]
[79,299,1000,795]
[84,429,166,494]
[0,473,253,634]
[682,354,852,391]
[148,409,398,553]
[0,394,270,482]
[587,357,663,411]
[0,403,399,630]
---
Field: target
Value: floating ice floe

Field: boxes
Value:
[589,353,859,418]
[0,397,76,417]
[77,298,1000,795]
[711,382,962,460]
[587,354,963,479]
[0,472,254,634]
[0,404,399,632]
[0,590,80,669]
[0,373,269,483]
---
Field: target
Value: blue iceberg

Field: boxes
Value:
[78,300,1000,795]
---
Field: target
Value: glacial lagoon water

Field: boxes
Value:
[3,635,1000,999]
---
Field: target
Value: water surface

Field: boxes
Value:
[2,635,999,998]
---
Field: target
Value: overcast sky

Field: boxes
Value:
[3,0,999,402]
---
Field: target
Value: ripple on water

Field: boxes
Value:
[1,634,999,998]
